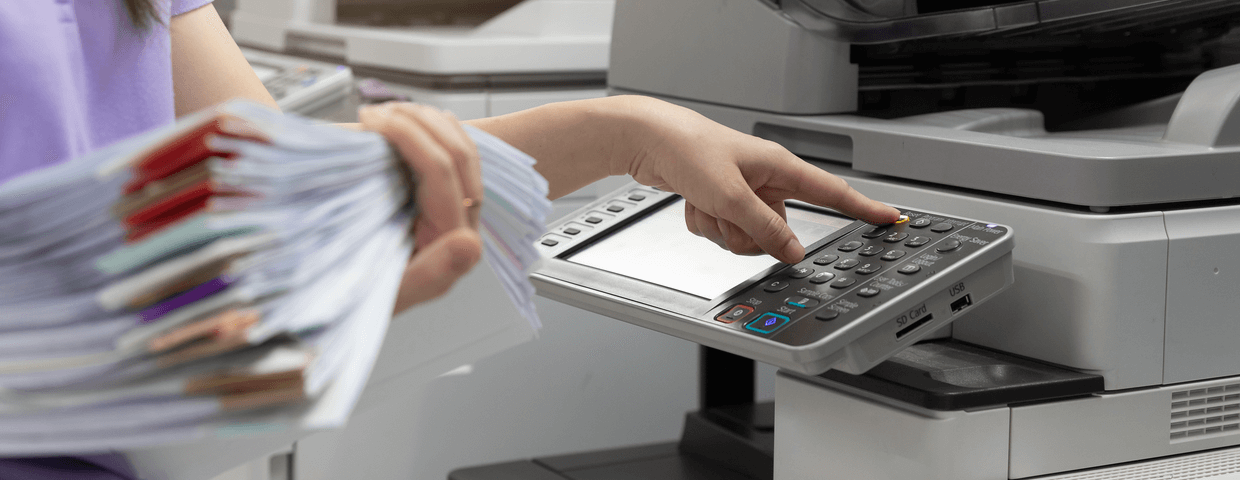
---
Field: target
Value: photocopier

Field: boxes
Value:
[452,1,1240,479]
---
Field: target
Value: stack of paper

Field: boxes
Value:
[0,100,550,455]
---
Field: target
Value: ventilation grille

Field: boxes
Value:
[1041,445,1240,480]
[1170,384,1240,442]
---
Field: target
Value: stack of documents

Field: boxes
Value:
[0,101,550,454]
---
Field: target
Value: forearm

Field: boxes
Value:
[466,95,654,200]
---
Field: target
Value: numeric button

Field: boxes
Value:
[905,236,930,248]
[813,254,839,266]
[883,232,909,243]
[808,271,836,284]
[881,250,906,261]
[834,259,859,270]
[859,245,884,257]
[856,263,882,275]
[830,277,856,289]
[838,241,863,252]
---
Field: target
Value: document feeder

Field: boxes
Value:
[531,183,1014,375]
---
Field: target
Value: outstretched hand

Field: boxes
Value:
[622,98,900,263]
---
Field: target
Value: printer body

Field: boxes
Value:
[228,0,613,119]
[610,1,1240,478]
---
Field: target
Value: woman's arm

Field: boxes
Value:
[169,4,278,116]
[468,95,900,264]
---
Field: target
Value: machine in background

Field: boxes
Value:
[454,1,1240,479]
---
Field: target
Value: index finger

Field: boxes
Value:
[774,155,900,224]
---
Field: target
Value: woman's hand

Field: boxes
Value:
[620,97,900,263]
[359,103,484,313]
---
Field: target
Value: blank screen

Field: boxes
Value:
[567,198,853,300]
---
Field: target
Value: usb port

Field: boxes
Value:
[950,294,973,314]
[896,313,934,339]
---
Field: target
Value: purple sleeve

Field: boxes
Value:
[172,0,214,17]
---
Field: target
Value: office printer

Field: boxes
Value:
[228,0,613,119]
[454,1,1240,479]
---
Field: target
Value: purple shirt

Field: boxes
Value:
[0,0,212,476]
[0,0,213,183]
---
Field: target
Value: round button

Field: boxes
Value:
[834,259,860,270]
[909,218,933,228]
[830,277,856,289]
[809,271,836,284]
[788,267,814,279]
[897,264,922,275]
[861,227,887,239]
[813,254,839,266]
[764,280,790,293]
[936,239,962,253]
[858,287,881,298]
[815,310,840,322]
[838,241,863,252]
[930,223,955,233]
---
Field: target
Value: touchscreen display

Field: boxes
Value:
[567,198,854,300]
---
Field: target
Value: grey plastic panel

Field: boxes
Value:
[1008,376,1240,478]
[609,0,857,115]
[631,93,1240,209]
[1163,205,1240,385]
[774,372,1010,480]
[1164,63,1240,148]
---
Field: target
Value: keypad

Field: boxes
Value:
[704,209,1007,343]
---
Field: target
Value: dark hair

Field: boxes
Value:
[123,0,160,29]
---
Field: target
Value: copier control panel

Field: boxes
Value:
[531,183,1015,375]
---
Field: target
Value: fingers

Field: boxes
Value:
[388,104,483,230]
[779,157,900,224]
[359,103,467,236]
[715,184,804,263]
[393,229,483,313]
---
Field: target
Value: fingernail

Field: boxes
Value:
[782,238,804,262]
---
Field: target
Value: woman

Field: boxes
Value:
[0,0,898,477]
